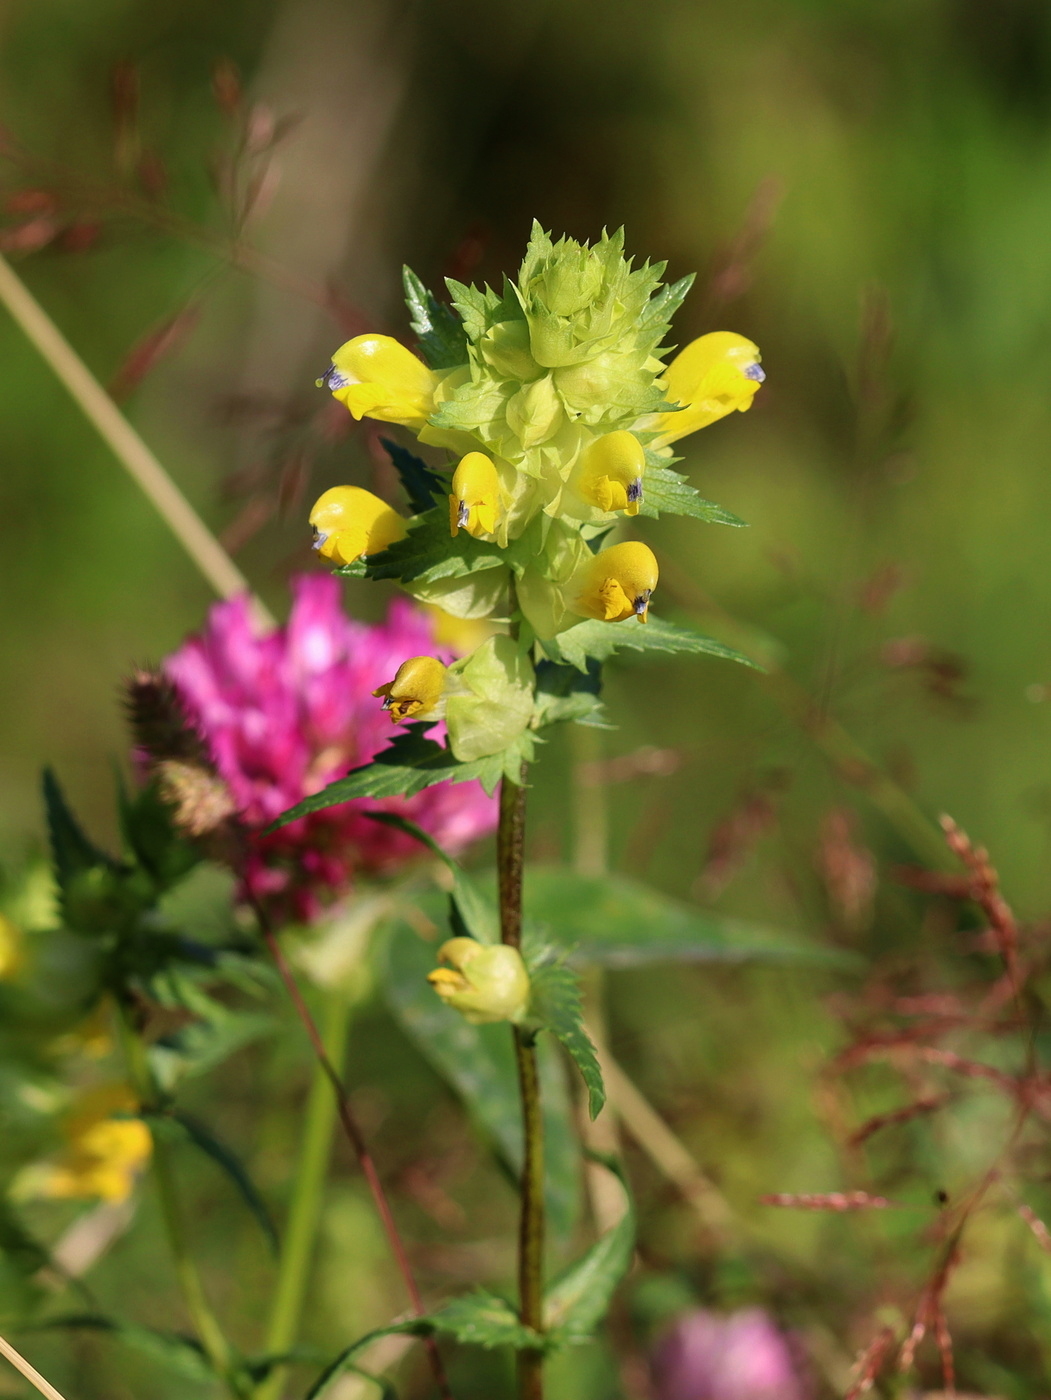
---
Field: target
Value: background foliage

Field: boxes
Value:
[4,1,1051,1396]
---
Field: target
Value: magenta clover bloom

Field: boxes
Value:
[652,1308,809,1400]
[163,575,497,921]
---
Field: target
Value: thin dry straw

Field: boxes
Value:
[0,1333,69,1400]
[0,252,274,627]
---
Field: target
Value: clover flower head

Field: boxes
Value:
[653,1308,809,1400]
[162,576,497,921]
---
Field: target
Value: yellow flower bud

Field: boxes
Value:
[427,937,530,1024]
[0,913,24,979]
[319,334,439,428]
[572,431,645,516]
[571,541,659,624]
[449,452,501,539]
[372,654,447,723]
[655,331,764,445]
[309,486,407,566]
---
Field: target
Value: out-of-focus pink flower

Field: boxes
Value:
[652,1308,809,1400]
[164,575,497,921]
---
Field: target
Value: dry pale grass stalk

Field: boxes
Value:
[0,1333,69,1400]
[0,252,273,626]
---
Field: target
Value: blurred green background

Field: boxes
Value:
[5,1,1051,1396]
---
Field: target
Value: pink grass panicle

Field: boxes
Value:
[163,575,497,921]
[652,1308,810,1400]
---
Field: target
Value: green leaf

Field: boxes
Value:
[639,465,747,527]
[431,1290,540,1350]
[33,1315,214,1383]
[379,436,446,514]
[305,1321,427,1400]
[382,907,582,1237]
[543,1156,635,1345]
[43,768,117,889]
[360,506,508,584]
[533,659,607,729]
[116,777,200,891]
[539,616,758,673]
[403,266,469,369]
[166,1110,279,1252]
[524,867,864,970]
[363,811,499,944]
[527,954,604,1119]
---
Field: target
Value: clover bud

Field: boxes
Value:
[571,541,659,624]
[655,331,764,445]
[572,431,646,516]
[318,334,438,429]
[309,486,407,566]
[427,937,530,1024]
[449,452,501,539]
[372,655,447,723]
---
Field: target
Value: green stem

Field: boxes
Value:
[116,1009,239,1394]
[498,772,545,1400]
[255,993,350,1400]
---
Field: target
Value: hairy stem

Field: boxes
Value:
[250,903,452,1400]
[255,992,350,1400]
[117,1010,238,1393]
[0,252,273,626]
[498,772,545,1399]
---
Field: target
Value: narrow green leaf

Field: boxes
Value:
[543,1157,635,1345]
[382,908,583,1237]
[403,266,469,369]
[639,465,747,527]
[539,616,759,673]
[362,507,508,584]
[363,811,499,944]
[527,957,604,1119]
[33,1315,214,1383]
[430,1290,540,1349]
[167,1110,279,1252]
[304,1321,426,1400]
[379,437,446,514]
[524,867,863,971]
[43,768,116,888]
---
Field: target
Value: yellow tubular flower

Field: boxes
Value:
[427,938,530,1024]
[574,431,646,515]
[318,335,439,428]
[449,452,501,538]
[309,486,407,566]
[655,331,764,445]
[41,1086,152,1204]
[571,541,659,624]
[372,655,447,723]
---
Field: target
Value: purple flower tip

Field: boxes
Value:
[652,1308,809,1400]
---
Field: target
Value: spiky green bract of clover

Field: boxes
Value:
[284,222,764,810]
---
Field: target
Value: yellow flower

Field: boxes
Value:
[654,331,764,446]
[0,913,24,979]
[309,486,407,566]
[424,605,496,656]
[571,541,659,624]
[427,937,530,1024]
[39,1085,152,1204]
[572,431,645,516]
[319,335,438,429]
[372,655,447,723]
[449,452,501,539]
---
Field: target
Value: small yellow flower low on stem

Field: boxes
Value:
[319,334,439,429]
[427,937,530,1024]
[449,452,501,538]
[309,485,407,566]
[372,655,447,722]
[571,540,659,624]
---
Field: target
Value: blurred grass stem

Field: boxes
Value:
[250,901,452,1400]
[256,991,350,1400]
[499,773,545,1400]
[0,252,274,627]
[0,1333,69,1400]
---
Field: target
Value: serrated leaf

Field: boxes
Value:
[528,959,604,1119]
[431,1290,540,1349]
[403,266,469,369]
[43,768,117,888]
[524,866,863,970]
[543,1158,634,1344]
[639,466,747,527]
[539,616,758,673]
[379,436,447,514]
[382,907,582,1237]
[165,1110,278,1252]
[533,659,607,729]
[116,778,200,891]
[362,506,508,584]
[363,810,499,944]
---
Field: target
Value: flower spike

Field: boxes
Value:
[372,655,447,723]
[309,485,407,565]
